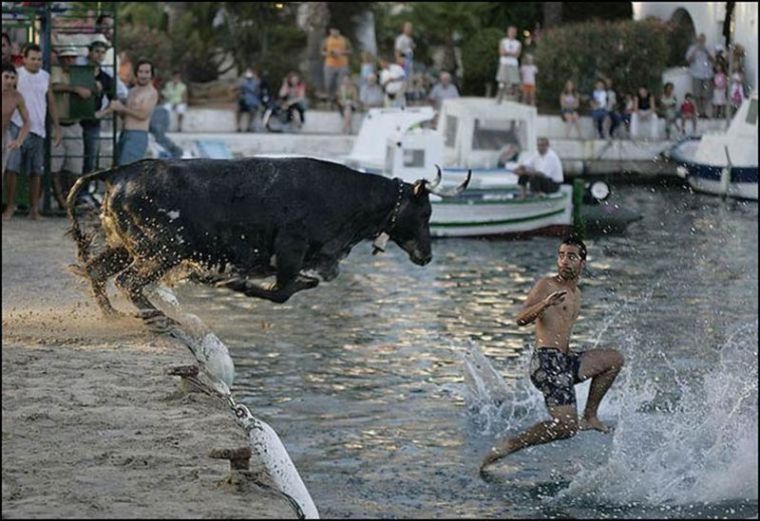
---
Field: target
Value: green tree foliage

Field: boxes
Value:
[534,19,669,111]
[460,27,502,96]
[373,2,490,73]
[561,2,633,22]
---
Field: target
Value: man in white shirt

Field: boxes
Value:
[496,26,522,103]
[514,137,563,199]
[379,56,407,108]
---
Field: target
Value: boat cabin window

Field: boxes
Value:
[746,99,758,125]
[471,119,527,152]
[445,116,458,147]
[403,149,425,167]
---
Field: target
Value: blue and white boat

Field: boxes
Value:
[669,92,758,201]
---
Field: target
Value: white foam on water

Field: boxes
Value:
[461,341,547,436]
[554,321,758,506]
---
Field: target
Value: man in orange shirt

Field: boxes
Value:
[321,27,351,103]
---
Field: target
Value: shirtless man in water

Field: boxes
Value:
[480,235,624,472]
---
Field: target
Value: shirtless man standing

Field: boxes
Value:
[108,59,158,165]
[480,235,625,472]
[2,62,30,180]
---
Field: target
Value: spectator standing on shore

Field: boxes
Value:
[520,53,538,106]
[80,39,114,179]
[559,80,581,138]
[3,32,24,67]
[336,74,359,135]
[4,44,62,221]
[359,72,384,110]
[379,56,406,108]
[680,93,697,135]
[590,79,608,139]
[50,46,91,210]
[234,68,261,133]
[685,34,714,118]
[322,27,351,104]
[395,22,415,83]
[108,59,158,165]
[659,82,681,139]
[427,71,459,111]
[2,62,30,180]
[162,70,188,132]
[631,86,658,140]
[496,26,521,103]
[93,14,128,101]
[711,62,728,120]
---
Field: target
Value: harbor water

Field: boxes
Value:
[174,185,758,518]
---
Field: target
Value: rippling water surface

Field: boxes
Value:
[175,185,758,518]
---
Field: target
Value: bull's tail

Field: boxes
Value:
[66,167,115,265]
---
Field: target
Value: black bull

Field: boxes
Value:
[67,157,468,330]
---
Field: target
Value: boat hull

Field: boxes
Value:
[429,186,574,238]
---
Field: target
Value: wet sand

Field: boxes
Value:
[2,216,295,518]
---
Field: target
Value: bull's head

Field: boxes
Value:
[381,167,471,266]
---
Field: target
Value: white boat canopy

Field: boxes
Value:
[437,97,538,169]
[695,91,758,168]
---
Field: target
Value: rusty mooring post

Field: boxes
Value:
[209,447,252,471]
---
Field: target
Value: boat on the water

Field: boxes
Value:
[344,98,640,237]
[668,91,758,201]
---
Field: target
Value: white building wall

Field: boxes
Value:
[633,2,757,91]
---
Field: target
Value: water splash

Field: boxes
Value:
[554,321,758,507]
[461,341,546,436]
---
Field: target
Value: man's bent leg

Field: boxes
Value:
[577,349,624,432]
[480,404,578,472]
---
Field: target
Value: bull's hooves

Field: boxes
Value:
[68,264,87,278]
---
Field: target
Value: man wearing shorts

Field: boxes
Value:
[4,43,62,220]
[513,137,563,199]
[480,235,625,472]
[107,59,158,165]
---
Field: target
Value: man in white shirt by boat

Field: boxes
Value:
[513,137,564,199]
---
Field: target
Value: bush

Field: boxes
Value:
[534,19,669,112]
[460,27,503,96]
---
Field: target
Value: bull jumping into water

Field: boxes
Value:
[67,157,469,332]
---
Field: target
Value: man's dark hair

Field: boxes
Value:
[134,58,155,78]
[2,61,17,75]
[88,40,108,52]
[561,234,587,261]
[2,32,11,46]
[22,43,41,57]
[96,14,114,27]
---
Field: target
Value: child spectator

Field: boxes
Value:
[729,67,745,116]
[520,53,538,106]
[680,93,697,135]
[712,62,727,119]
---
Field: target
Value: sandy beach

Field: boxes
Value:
[2,216,295,518]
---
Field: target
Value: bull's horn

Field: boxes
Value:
[428,165,443,191]
[429,169,471,197]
